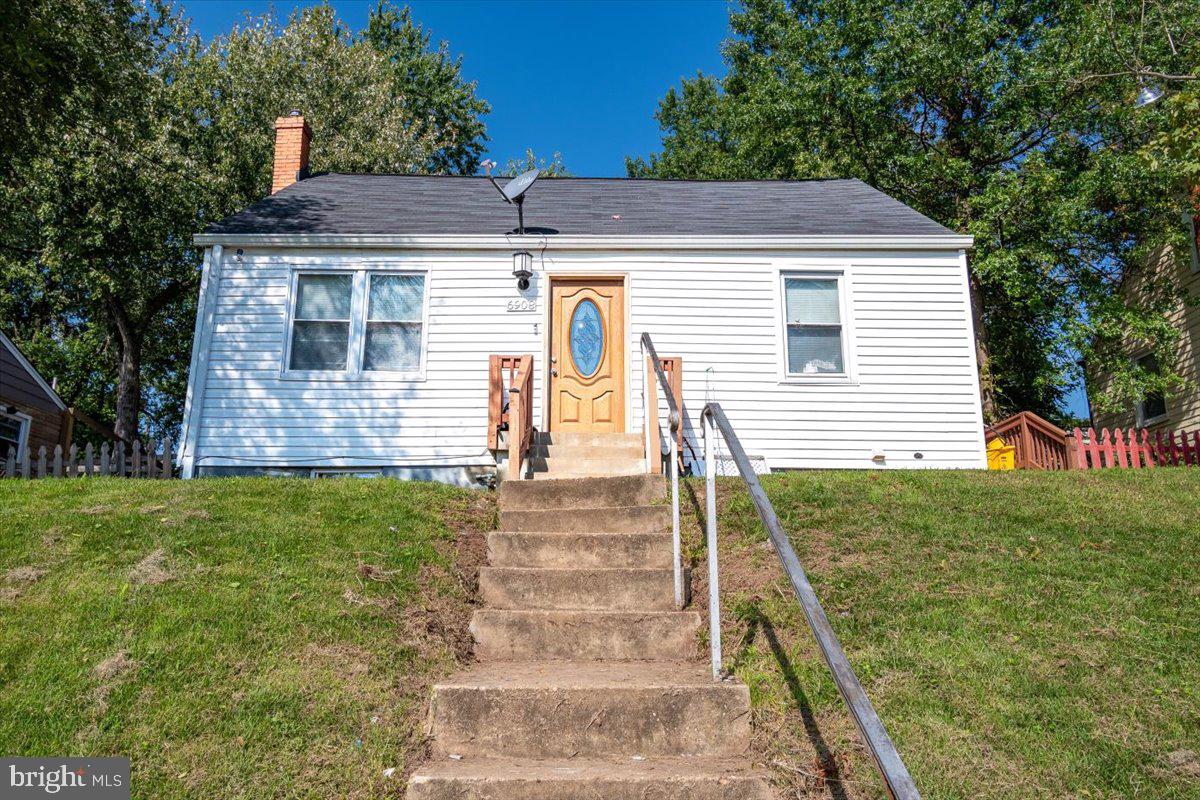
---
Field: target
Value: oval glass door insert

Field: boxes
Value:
[569,298,604,377]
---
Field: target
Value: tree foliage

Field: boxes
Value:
[0,1,489,439]
[499,149,571,177]
[630,0,1200,422]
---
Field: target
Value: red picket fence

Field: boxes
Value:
[1071,427,1200,470]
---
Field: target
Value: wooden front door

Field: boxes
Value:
[549,278,625,433]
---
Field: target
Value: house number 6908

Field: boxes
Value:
[507,298,536,312]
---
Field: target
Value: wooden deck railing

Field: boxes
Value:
[488,354,535,480]
[986,411,1073,470]
[644,354,683,474]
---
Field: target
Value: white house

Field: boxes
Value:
[178,115,985,483]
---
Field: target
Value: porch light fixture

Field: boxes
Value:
[512,250,533,291]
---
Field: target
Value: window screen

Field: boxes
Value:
[363,274,425,371]
[784,277,845,375]
[289,274,352,371]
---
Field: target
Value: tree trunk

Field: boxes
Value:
[106,293,142,441]
[113,334,141,441]
[968,269,998,423]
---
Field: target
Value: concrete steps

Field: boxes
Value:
[524,431,649,479]
[407,465,773,799]
[498,473,664,511]
[429,662,751,759]
[500,504,669,533]
[408,756,774,800]
[488,530,673,568]
[472,609,702,661]
[529,457,648,479]
[480,566,682,611]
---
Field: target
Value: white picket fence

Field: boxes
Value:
[2,439,176,479]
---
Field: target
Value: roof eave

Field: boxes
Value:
[193,232,973,250]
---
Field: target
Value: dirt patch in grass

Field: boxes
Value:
[1166,750,1200,780]
[129,549,172,586]
[0,588,21,602]
[5,565,46,584]
[94,650,136,681]
[92,649,137,713]
[301,643,372,683]
[398,532,486,667]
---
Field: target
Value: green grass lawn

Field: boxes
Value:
[2,471,1197,800]
[689,470,1200,799]
[0,478,493,800]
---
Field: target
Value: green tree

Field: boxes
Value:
[630,0,1199,422]
[0,0,161,178]
[365,1,490,175]
[0,2,490,440]
[497,149,571,177]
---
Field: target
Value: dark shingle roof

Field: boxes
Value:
[204,174,956,237]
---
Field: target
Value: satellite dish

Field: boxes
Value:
[500,169,540,202]
[486,167,540,234]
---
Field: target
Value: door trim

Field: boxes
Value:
[542,273,631,433]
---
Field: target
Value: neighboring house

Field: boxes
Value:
[177,114,986,483]
[0,330,71,461]
[1091,214,1200,432]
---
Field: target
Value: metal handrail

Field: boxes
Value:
[639,333,683,609]
[701,401,922,800]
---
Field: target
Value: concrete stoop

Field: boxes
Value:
[406,468,774,799]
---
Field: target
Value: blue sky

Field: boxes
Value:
[180,0,732,176]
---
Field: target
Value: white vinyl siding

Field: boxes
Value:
[185,246,986,472]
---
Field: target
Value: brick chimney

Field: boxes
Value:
[272,111,312,194]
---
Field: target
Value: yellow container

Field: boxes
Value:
[987,436,1015,470]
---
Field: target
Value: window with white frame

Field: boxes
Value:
[783,275,846,376]
[287,270,427,376]
[364,274,425,371]
[0,410,30,460]
[290,274,353,371]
